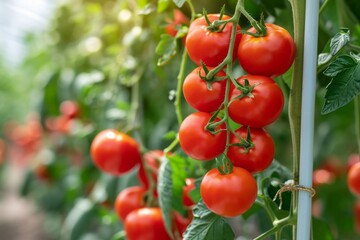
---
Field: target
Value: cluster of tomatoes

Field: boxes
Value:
[90,130,195,240]
[179,13,295,217]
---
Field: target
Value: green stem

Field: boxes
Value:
[319,0,330,15]
[355,96,360,154]
[254,217,292,240]
[288,0,306,238]
[174,48,187,125]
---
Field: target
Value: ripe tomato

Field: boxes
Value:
[312,169,335,187]
[165,9,189,37]
[237,23,296,77]
[179,112,226,160]
[124,207,171,240]
[200,167,257,217]
[227,126,274,173]
[348,162,360,196]
[228,75,284,128]
[60,100,79,119]
[114,186,146,222]
[173,211,192,237]
[186,14,242,67]
[182,178,196,207]
[183,67,227,112]
[90,129,141,175]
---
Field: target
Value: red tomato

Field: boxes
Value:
[227,126,274,173]
[183,67,227,112]
[348,162,360,196]
[312,169,335,187]
[165,9,189,37]
[179,112,226,160]
[182,178,196,207]
[173,211,192,237]
[200,167,257,217]
[124,207,171,240]
[237,23,296,77]
[228,75,284,128]
[114,186,146,222]
[60,100,79,119]
[90,129,141,175]
[186,14,242,67]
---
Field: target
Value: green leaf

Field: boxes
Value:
[156,34,177,66]
[158,0,169,13]
[61,199,96,240]
[318,53,332,65]
[183,200,234,240]
[322,54,360,114]
[173,0,186,8]
[330,28,350,56]
[312,218,335,240]
[168,154,188,213]
[158,157,175,238]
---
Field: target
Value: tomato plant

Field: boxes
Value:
[185,14,242,67]
[179,112,226,160]
[228,75,284,128]
[183,66,227,112]
[90,129,142,175]
[124,207,171,240]
[227,126,275,173]
[200,167,257,217]
[237,23,296,77]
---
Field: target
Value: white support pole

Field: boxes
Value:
[296,0,319,239]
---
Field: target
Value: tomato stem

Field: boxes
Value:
[238,0,267,36]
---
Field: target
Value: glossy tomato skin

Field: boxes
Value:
[90,129,141,175]
[227,126,275,173]
[179,112,226,160]
[183,67,227,112]
[238,23,296,77]
[228,75,284,128]
[125,207,171,240]
[200,167,257,217]
[186,14,242,67]
[348,162,360,196]
[114,186,146,222]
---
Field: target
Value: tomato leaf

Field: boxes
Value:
[168,154,188,213]
[183,200,234,240]
[322,54,360,114]
[329,28,350,56]
[156,34,177,66]
[61,198,96,240]
[173,0,186,8]
[158,158,175,238]
[158,0,169,13]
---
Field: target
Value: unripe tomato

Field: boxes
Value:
[200,167,257,217]
[90,129,141,175]
[186,14,242,67]
[114,186,146,222]
[228,75,284,128]
[348,162,360,196]
[227,126,275,173]
[124,207,171,240]
[183,67,227,112]
[179,112,226,160]
[237,23,296,77]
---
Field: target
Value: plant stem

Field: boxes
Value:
[174,48,187,125]
[288,0,306,238]
[319,0,330,15]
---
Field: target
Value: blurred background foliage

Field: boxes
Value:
[0,0,360,239]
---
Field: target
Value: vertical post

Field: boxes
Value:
[296,0,319,239]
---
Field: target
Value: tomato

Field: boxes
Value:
[200,167,257,217]
[90,129,141,175]
[182,178,196,207]
[124,207,171,240]
[183,67,227,112]
[227,126,274,173]
[228,75,284,128]
[60,100,79,119]
[165,9,189,37]
[173,211,192,237]
[179,112,226,160]
[348,162,360,196]
[114,186,146,222]
[237,23,296,77]
[312,169,335,187]
[186,14,242,67]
